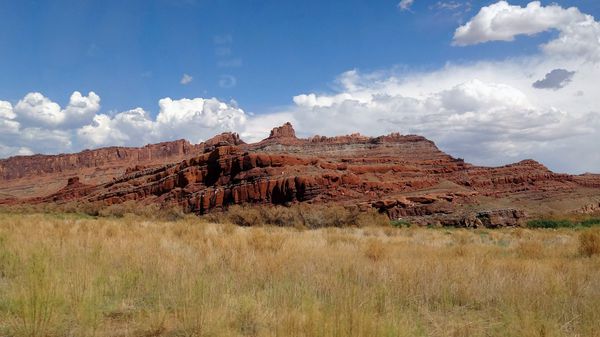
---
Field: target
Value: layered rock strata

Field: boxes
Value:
[2,123,598,227]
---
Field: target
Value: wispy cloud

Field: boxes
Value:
[218,75,237,88]
[214,33,241,88]
[180,73,193,85]
[398,0,414,11]
[217,59,242,68]
[431,1,469,11]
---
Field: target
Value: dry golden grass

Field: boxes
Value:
[0,212,599,337]
[579,228,600,257]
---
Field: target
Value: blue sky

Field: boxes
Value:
[0,1,599,173]
[0,0,596,113]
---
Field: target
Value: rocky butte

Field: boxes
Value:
[1,123,599,227]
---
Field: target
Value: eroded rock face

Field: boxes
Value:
[475,209,525,228]
[577,203,600,214]
[386,207,526,228]
[2,122,599,226]
[0,132,245,182]
[0,139,199,181]
[573,174,600,188]
[268,122,296,139]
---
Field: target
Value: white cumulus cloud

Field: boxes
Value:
[0,101,20,139]
[77,97,249,148]
[13,91,100,129]
[14,93,63,128]
[453,1,600,61]
[0,101,16,120]
[1,93,248,157]
[156,97,247,143]
[62,91,101,128]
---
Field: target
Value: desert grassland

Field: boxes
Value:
[0,212,599,337]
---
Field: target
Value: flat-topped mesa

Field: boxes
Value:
[0,134,245,182]
[573,173,600,188]
[505,159,550,171]
[308,133,370,144]
[0,139,205,181]
[372,133,433,144]
[268,122,297,139]
[306,132,428,145]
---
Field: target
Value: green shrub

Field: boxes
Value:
[526,219,574,228]
[391,220,412,228]
[527,218,600,229]
[580,218,600,227]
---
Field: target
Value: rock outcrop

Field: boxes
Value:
[397,209,526,228]
[0,139,199,181]
[577,203,600,214]
[268,122,296,139]
[0,133,244,182]
[2,123,598,227]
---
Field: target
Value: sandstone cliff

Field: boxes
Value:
[0,133,243,181]
[2,123,599,227]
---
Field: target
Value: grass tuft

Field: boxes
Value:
[579,228,600,257]
[364,239,387,262]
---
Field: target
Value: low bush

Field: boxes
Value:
[1,201,395,228]
[516,241,545,259]
[390,219,412,228]
[98,201,141,218]
[227,205,263,227]
[298,204,359,228]
[580,218,600,227]
[579,228,600,257]
[356,210,390,227]
[87,201,185,221]
[526,219,574,228]
[526,218,600,229]
[364,239,387,262]
[210,204,391,228]
[247,230,287,252]
[258,205,303,227]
